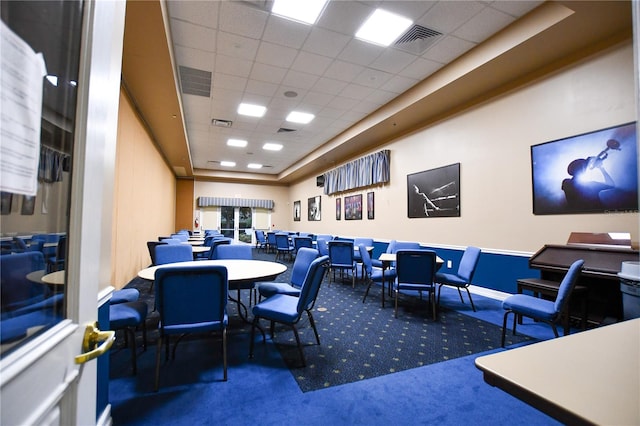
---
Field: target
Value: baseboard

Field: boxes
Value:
[469,285,510,301]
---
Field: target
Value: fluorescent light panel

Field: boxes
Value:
[247,163,262,169]
[272,0,328,25]
[286,111,314,124]
[220,161,236,167]
[356,9,412,46]
[238,103,266,117]
[263,143,283,151]
[227,138,247,147]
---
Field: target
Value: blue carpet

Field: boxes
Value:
[110,281,562,425]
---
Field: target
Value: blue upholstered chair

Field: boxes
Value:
[110,288,140,304]
[394,250,438,320]
[207,238,232,259]
[147,241,167,266]
[315,235,330,257]
[359,244,397,306]
[154,264,229,391]
[257,248,319,299]
[293,236,313,254]
[159,237,181,245]
[109,300,148,374]
[254,230,267,252]
[1,252,50,314]
[501,259,584,347]
[371,240,396,269]
[274,233,294,262]
[327,240,356,287]
[46,235,66,272]
[266,232,277,254]
[215,244,252,260]
[435,246,481,312]
[154,244,193,265]
[250,255,329,367]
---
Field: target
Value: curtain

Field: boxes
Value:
[198,197,274,209]
[323,150,390,195]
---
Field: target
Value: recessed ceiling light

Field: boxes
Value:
[356,9,413,46]
[238,103,266,117]
[247,163,263,169]
[227,138,248,147]
[220,161,236,167]
[263,143,283,151]
[286,111,315,124]
[272,0,328,25]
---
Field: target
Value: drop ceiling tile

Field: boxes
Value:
[399,57,443,80]
[214,54,253,78]
[419,1,486,33]
[454,6,515,43]
[216,31,260,60]
[316,1,374,37]
[337,39,385,67]
[219,1,269,39]
[422,35,476,64]
[170,19,216,53]
[213,72,247,91]
[312,77,348,95]
[282,70,320,90]
[256,41,299,68]
[341,83,375,100]
[246,79,279,97]
[353,68,393,89]
[166,0,219,29]
[173,46,215,72]
[302,91,335,107]
[262,15,312,49]
[381,74,419,94]
[291,51,334,76]
[250,62,288,84]
[489,0,543,17]
[302,27,351,57]
[323,60,365,83]
[328,95,360,110]
[370,48,418,74]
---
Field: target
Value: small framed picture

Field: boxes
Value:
[1,192,13,215]
[21,195,35,215]
[293,200,301,221]
[308,196,321,221]
[344,194,362,220]
[367,192,374,219]
[336,198,341,220]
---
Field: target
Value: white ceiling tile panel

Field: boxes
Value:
[422,36,476,64]
[370,49,418,74]
[245,79,279,97]
[249,62,288,84]
[282,70,320,90]
[170,20,217,53]
[399,57,443,80]
[219,1,269,39]
[323,60,365,83]
[214,54,253,78]
[173,46,215,72]
[337,39,385,67]
[381,75,419,94]
[312,77,349,95]
[216,32,260,60]
[419,1,486,33]
[302,27,352,57]
[166,0,219,29]
[353,68,393,89]
[291,51,334,76]
[213,72,247,91]
[262,16,312,49]
[489,1,543,17]
[340,83,375,100]
[454,7,516,43]
[302,91,335,107]
[316,1,374,36]
[255,41,299,68]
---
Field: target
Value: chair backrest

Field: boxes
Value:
[393,241,421,252]
[215,244,252,260]
[1,251,48,312]
[354,237,374,248]
[358,244,373,276]
[170,233,189,242]
[315,236,330,256]
[29,239,44,253]
[147,241,167,265]
[396,249,436,286]
[554,259,585,313]
[266,232,277,246]
[290,248,319,288]
[458,246,481,282]
[296,255,330,313]
[255,230,266,243]
[385,240,397,254]
[154,244,193,265]
[293,236,313,251]
[208,238,231,259]
[155,264,228,329]
[160,238,181,245]
[328,240,354,267]
[56,236,67,260]
[13,237,28,252]
[275,233,291,250]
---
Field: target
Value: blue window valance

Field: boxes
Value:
[323,150,390,195]
[198,197,274,209]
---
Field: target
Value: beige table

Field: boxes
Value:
[475,318,640,426]
[138,259,287,321]
[26,270,65,286]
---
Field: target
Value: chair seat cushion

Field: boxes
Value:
[502,294,556,320]
[110,288,140,304]
[252,294,299,323]
[110,301,148,329]
[257,282,300,298]
[162,317,227,334]
[371,267,396,282]
[435,272,467,286]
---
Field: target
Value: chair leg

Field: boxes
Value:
[291,325,306,367]
[222,328,228,381]
[306,309,321,345]
[501,311,511,347]
[154,335,163,391]
[125,328,137,375]
[394,289,399,318]
[465,287,476,312]
[362,278,373,303]
[456,288,465,304]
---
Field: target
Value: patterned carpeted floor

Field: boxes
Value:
[116,247,532,393]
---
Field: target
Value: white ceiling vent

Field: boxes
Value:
[212,118,233,128]
[394,24,442,55]
[179,66,211,97]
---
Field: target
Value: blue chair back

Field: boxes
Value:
[12,237,28,252]
[316,237,330,256]
[358,244,374,276]
[275,233,291,250]
[170,233,189,242]
[554,259,585,313]
[328,240,354,267]
[147,241,167,265]
[160,238,181,245]
[393,241,421,252]
[255,230,266,243]
[208,238,232,260]
[291,248,319,288]
[458,246,481,281]
[155,265,228,333]
[215,244,252,260]
[396,250,436,286]
[266,232,277,247]
[293,236,313,252]
[296,255,329,313]
[1,252,48,313]
[154,244,193,265]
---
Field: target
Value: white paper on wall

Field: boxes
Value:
[1,20,47,196]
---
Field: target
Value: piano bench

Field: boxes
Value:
[516,278,588,334]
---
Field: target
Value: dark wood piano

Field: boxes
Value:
[528,233,639,325]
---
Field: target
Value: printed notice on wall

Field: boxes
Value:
[1,20,47,196]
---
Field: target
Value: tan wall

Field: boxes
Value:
[110,88,176,289]
[175,179,194,232]
[288,41,639,253]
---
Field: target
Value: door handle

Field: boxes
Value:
[74,322,115,364]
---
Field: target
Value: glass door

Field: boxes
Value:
[219,206,253,243]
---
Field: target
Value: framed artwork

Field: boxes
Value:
[367,192,374,219]
[293,200,301,221]
[1,192,12,215]
[308,196,321,221]
[344,194,362,220]
[531,122,638,215]
[21,195,35,215]
[407,163,460,218]
[335,198,341,220]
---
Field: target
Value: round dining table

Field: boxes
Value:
[138,259,287,321]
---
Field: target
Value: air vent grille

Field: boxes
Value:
[179,66,211,97]
[394,24,442,54]
[277,127,296,133]
[212,118,233,128]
